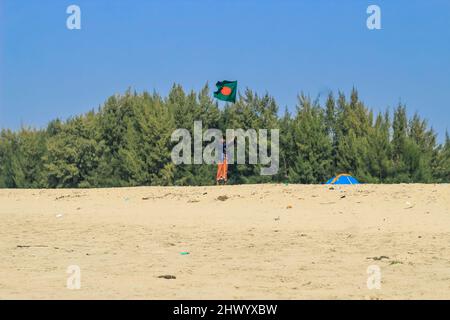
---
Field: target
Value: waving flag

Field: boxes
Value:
[214,80,237,103]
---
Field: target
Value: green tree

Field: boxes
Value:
[289,94,332,183]
[44,114,104,188]
[0,87,447,188]
[434,132,450,182]
[334,89,372,181]
[367,112,392,182]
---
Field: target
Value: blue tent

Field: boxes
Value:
[326,173,360,185]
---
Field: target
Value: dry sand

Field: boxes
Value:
[0,184,449,299]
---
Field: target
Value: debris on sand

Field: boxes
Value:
[188,199,200,203]
[17,245,48,248]
[340,195,346,199]
[141,193,172,201]
[158,275,176,280]
[286,205,293,209]
[274,216,280,221]
[217,195,229,201]
[55,194,84,200]
[366,256,390,261]
[404,201,415,209]
[56,214,63,218]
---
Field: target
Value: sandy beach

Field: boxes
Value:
[0,184,449,299]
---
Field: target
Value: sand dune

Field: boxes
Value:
[0,184,449,299]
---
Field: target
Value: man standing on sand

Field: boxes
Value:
[216,138,228,185]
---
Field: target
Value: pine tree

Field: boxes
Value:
[279,107,295,181]
[392,104,409,181]
[407,114,436,182]
[334,89,372,181]
[367,112,392,182]
[0,130,25,187]
[434,132,450,182]
[44,114,104,188]
[289,94,332,183]
[0,87,447,188]
[325,92,337,175]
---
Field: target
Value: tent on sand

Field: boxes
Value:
[325,173,360,185]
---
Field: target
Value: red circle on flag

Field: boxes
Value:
[220,86,232,96]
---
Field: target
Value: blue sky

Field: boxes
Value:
[1,0,449,142]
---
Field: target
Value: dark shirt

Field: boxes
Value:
[221,140,228,161]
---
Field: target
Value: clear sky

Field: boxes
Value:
[1,0,449,142]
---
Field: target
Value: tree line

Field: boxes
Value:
[0,85,449,188]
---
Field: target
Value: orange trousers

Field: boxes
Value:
[216,158,228,182]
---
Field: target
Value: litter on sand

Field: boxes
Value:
[158,275,176,279]
[366,256,390,261]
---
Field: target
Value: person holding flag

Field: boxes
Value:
[216,137,228,184]
[214,80,237,184]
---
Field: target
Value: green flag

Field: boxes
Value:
[214,80,237,103]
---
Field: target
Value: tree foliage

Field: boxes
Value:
[0,85,448,188]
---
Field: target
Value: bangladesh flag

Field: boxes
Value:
[214,80,237,103]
